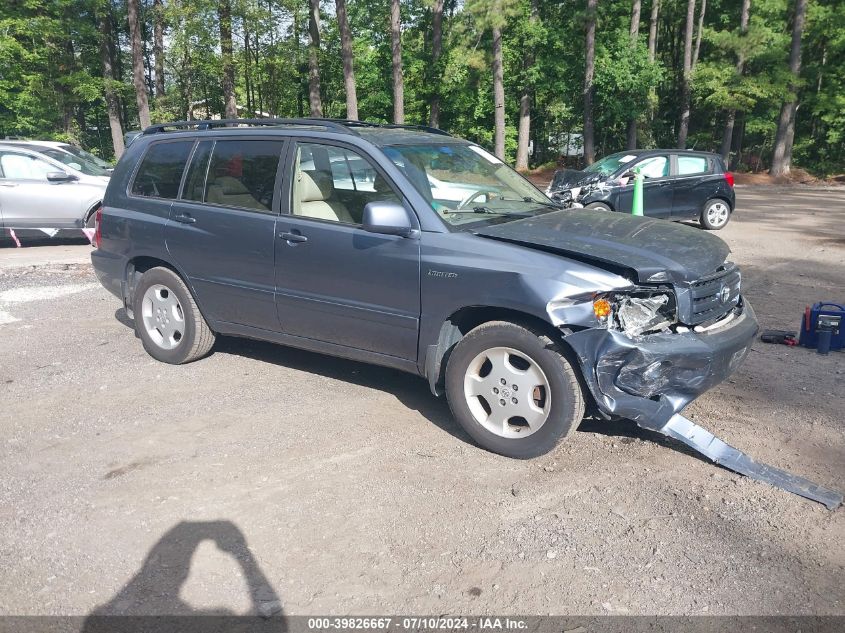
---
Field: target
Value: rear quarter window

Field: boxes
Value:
[130,141,194,199]
[677,155,711,176]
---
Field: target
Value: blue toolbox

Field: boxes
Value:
[799,302,844,351]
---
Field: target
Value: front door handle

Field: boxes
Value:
[278,231,308,243]
[173,214,196,224]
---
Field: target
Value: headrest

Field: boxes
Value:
[300,171,332,202]
[211,175,250,195]
[372,172,392,193]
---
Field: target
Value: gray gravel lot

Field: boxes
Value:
[1,186,843,617]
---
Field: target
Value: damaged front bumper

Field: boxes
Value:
[564,300,759,429]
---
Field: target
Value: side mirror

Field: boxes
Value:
[46,171,76,183]
[361,201,414,237]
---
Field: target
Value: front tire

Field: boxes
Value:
[133,267,215,364]
[585,202,613,212]
[445,321,585,459]
[700,198,731,230]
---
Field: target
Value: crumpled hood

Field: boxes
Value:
[474,210,731,284]
[547,168,602,191]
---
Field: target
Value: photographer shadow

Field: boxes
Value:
[82,520,286,632]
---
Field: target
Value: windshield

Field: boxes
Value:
[382,143,556,229]
[59,144,112,169]
[40,147,110,177]
[583,152,638,176]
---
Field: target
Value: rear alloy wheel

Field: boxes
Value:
[133,266,215,364]
[445,321,585,459]
[701,199,731,230]
[585,202,613,212]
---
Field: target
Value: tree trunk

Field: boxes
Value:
[692,0,706,70]
[307,0,323,116]
[515,0,538,170]
[99,10,125,158]
[127,0,151,128]
[677,0,695,148]
[625,0,642,149]
[218,0,238,119]
[770,0,807,176]
[583,0,598,164]
[428,0,444,128]
[335,0,358,120]
[492,24,505,160]
[390,0,404,124]
[719,0,750,161]
[153,0,165,98]
[647,0,659,63]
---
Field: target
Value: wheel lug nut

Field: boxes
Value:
[493,387,499,394]
[512,398,518,404]
[500,378,506,385]
[512,385,518,391]
[499,399,506,406]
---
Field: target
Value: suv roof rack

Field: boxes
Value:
[141,117,451,137]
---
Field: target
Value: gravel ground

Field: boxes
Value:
[0,186,843,617]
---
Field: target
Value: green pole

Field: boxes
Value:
[631,167,644,216]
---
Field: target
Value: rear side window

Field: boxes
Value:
[131,141,193,199]
[203,140,284,212]
[677,156,710,175]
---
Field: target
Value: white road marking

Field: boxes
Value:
[0,283,98,326]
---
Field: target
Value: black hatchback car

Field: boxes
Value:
[546,150,736,230]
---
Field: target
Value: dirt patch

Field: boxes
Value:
[0,188,843,616]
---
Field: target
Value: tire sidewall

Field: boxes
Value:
[133,268,199,364]
[701,199,730,230]
[445,323,582,459]
[586,202,613,212]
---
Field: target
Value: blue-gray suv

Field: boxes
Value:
[92,119,759,458]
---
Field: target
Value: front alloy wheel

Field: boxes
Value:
[463,346,551,438]
[445,321,585,459]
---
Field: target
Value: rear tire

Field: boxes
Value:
[585,202,613,212]
[445,321,585,459]
[133,266,215,364]
[700,198,731,230]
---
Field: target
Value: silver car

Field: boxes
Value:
[0,141,110,229]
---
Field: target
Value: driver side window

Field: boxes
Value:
[634,156,669,179]
[291,143,401,225]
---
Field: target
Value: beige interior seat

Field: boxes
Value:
[296,171,354,223]
[206,175,267,211]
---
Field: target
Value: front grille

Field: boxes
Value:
[687,267,741,325]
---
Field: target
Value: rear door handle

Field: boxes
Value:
[174,214,196,224]
[278,231,308,243]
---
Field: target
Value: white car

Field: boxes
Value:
[0,141,109,230]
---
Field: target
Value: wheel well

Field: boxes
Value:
[84,201,102,222]
[124,256,180,315]
[426,306,570,396]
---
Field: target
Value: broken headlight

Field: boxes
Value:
[593,290,678,337]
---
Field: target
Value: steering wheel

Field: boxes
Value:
[457,189,494,210]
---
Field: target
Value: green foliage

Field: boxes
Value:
[0,0,842,173]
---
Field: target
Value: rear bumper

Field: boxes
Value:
[90,249,124,302]
[564,300,759,428]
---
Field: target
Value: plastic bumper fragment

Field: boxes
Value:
[653,414,843,510]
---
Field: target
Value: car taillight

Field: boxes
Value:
[724,172,735,187]
[94,206,103,249]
